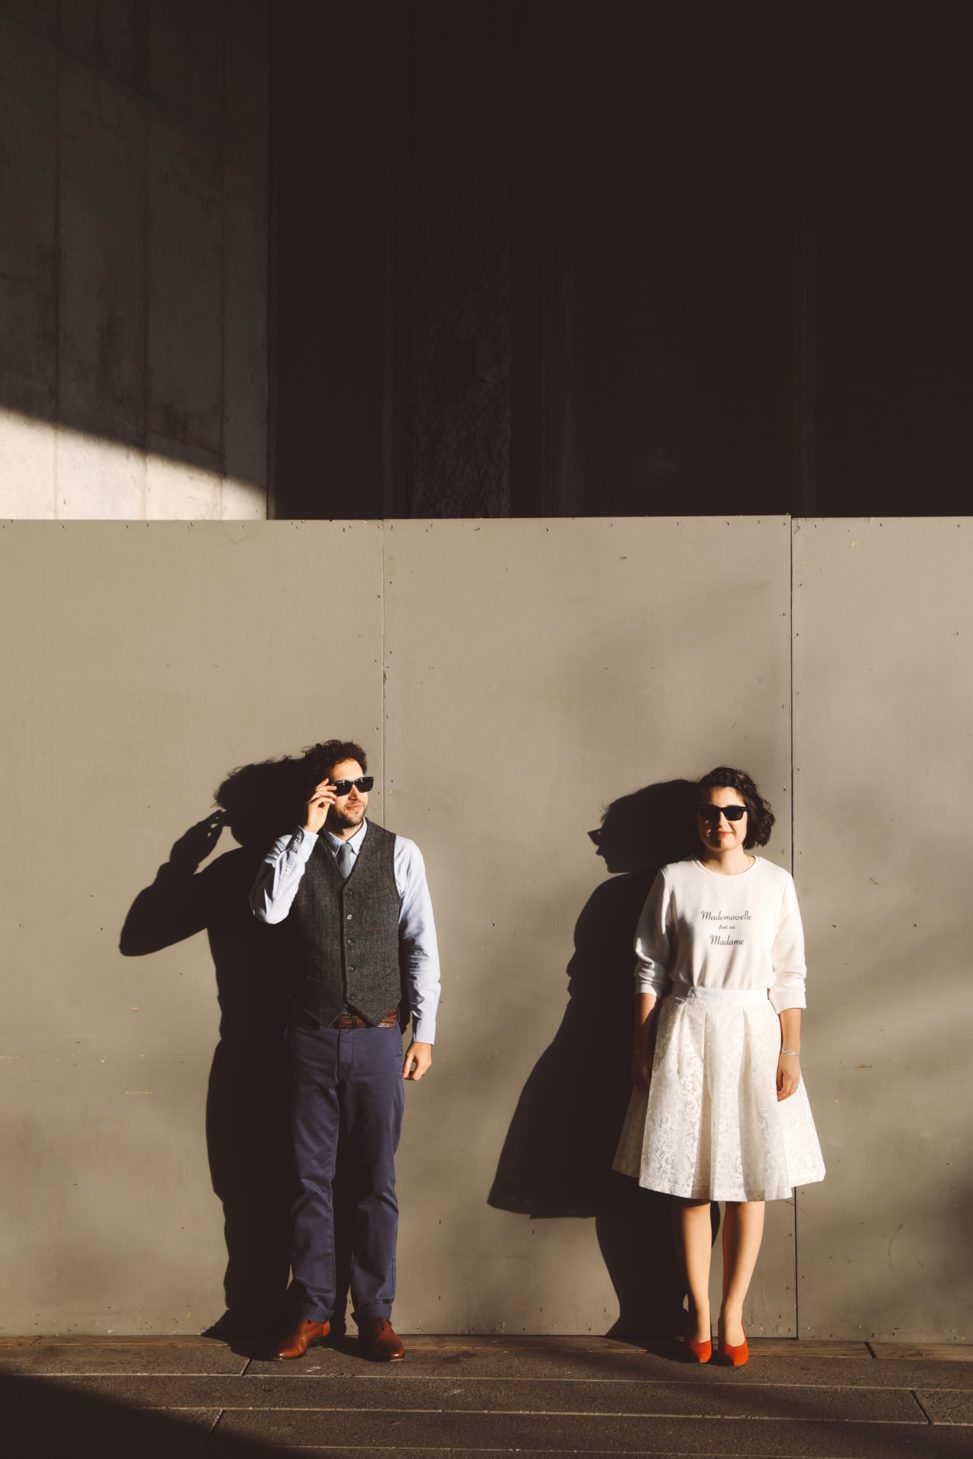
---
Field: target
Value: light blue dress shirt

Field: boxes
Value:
[250,820,441,1043]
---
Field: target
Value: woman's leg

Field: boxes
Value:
[719,1199,765,1345]
[674,1198,714,1340]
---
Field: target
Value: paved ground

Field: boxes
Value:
[1,1334,971,1458]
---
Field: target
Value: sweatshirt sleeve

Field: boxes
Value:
[769,872,808,1013]
[634,869,673,998]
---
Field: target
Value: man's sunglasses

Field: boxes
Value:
[331,776,374,796]
[697,803,747,822]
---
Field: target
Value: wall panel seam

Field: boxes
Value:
[381,522,388,806]
[141,8,151,517]
[52,3,62,518]
[218,22,227,508]
[790,516,800,1337]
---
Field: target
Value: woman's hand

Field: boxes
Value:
[632,1044,653,1091]
[632,991,659,1091]
[776,1052,801,1101]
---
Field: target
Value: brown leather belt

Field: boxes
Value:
[330,1007,400,1030]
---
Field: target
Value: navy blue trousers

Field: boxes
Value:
[286,1020,404,1324]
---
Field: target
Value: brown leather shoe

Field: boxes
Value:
[358,1316,405,1361]
[276,1317,331,1360]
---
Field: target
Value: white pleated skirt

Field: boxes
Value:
[612,986,826,1202]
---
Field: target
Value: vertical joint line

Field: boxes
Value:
[789,521,796,869]
[266,6,277,519]
[381,523,387,811]
[219,16,227,515]
[53,3,62,517]
[142,9,151,517]
[790,518,799,1337]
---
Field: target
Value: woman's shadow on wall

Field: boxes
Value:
[488,779,716,1341]
[120,754,354,1349]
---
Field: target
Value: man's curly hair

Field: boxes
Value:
[303,739,368,786]
[697,766,775,849]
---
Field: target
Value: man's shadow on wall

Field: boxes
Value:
[120,754,356,1349]
[488,780,717,1341]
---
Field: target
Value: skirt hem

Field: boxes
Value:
[611,1161,826,1203]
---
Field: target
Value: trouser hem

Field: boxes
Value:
[353,1301,393,1324]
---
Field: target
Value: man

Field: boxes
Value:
[251,739,440,1361]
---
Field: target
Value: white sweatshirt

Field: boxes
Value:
[634,857,808,1014]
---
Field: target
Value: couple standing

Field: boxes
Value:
[253,743,824,1367]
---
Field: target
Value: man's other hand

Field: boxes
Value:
[402,1041,432,1081]
[303,780,336,834]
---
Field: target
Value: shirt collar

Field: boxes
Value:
[322,819,368,856]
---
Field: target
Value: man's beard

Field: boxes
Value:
[331,804,365,830]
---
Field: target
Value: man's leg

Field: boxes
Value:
[286,1021,342,1325]
[342,1025,405,1342]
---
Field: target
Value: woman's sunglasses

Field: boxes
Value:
[331,776,374,795]
[697,803,747,822]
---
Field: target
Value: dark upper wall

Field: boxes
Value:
[271,0,512,519]
[0,0,270,519]
[271,0,973,520]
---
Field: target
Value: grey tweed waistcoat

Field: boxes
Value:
[285,821,403,1026]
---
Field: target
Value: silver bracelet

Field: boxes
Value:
[781,1047,800,1056]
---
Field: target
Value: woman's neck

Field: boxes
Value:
[698,847,754,876]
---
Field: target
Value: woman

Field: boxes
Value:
[612,767,825,1365]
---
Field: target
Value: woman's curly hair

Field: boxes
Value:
[697,766,775,849]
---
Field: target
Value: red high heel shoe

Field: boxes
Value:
[716,1331,749,1367]
[683,1336,712,1364]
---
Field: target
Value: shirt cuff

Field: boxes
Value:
[635,970,670,997]
[412,1018,436,1044]
[294,826,318,855]
[769,987,807,1014]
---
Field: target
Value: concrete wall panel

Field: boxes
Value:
[0,409,56,516]
[793,518,973,1342]
[3,516,966,1341]
[0,517,794,1337]
[145,446,221,519]
[0,1,269,519]
[59,56,146,455]
[222,33,269,503]
[0,15,57,422]
[60,0,148,91]
[147,119,222,458]
[58,428,146,519]
[0,520,383,1333]
[384,518,794,1333]
[0,0,58,35]
[148,0,222,151]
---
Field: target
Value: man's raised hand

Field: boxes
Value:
[303,780,336,834]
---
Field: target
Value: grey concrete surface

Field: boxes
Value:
[0,1372,928,1420]
[0,1342,248,1376]
[917,1391,973,1425]
[0,1337,971,1458]
[0,0,269,519]
[793,518,973,1343]
[383,516,794,1336]
[0,517,970,1345]
[0,520,383,1335]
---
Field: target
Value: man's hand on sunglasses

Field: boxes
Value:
[303,779,337,834]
